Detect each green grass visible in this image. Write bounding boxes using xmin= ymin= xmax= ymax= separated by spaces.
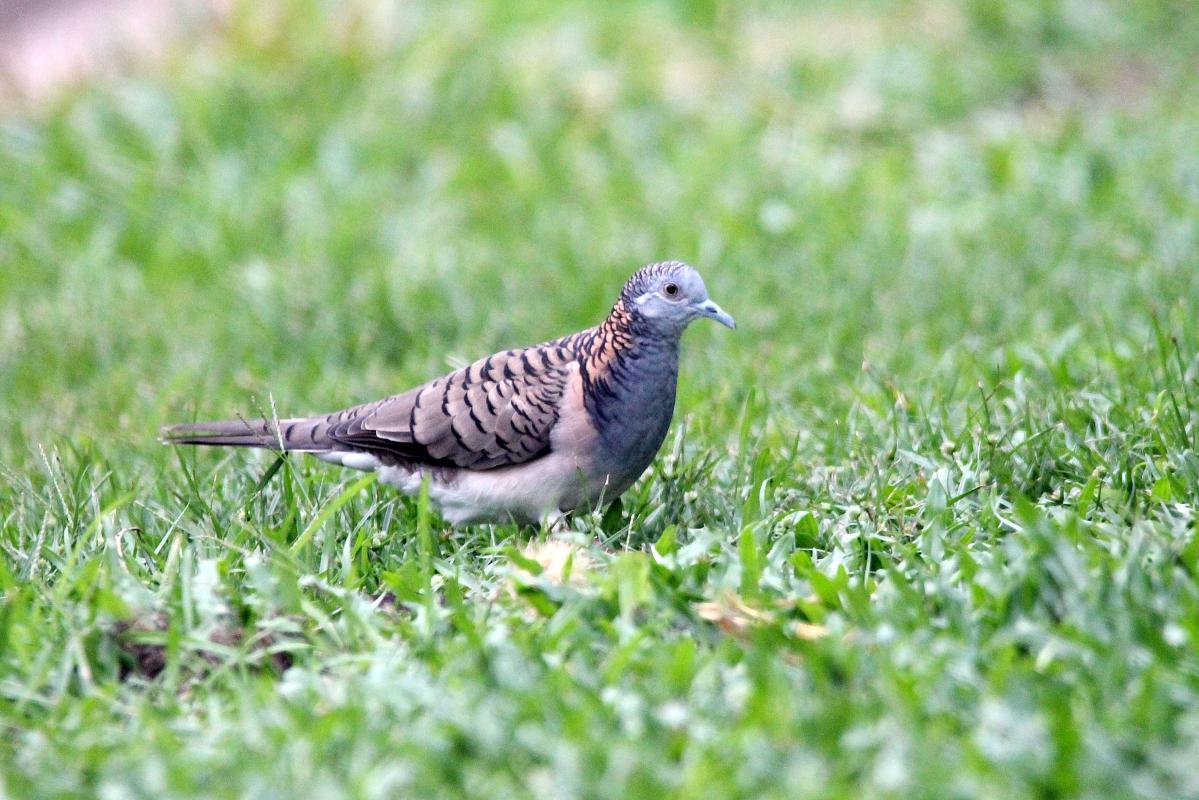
xmin=2 ymin=0 xmax=1198 ymax=796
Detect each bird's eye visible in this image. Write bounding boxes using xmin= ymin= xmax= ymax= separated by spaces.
xmin=662 ymin=282 xmax=680 ymax=299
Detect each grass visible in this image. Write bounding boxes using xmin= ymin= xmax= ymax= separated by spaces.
xmin=1 ymin=0 xmax=1198 ymax=796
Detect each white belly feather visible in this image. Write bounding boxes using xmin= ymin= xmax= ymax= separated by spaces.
xmin=315 ymin=449 xmax=607 ymax=525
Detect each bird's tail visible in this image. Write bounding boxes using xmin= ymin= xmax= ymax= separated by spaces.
xmin=159 ymin=417 xmax=327 ymax=451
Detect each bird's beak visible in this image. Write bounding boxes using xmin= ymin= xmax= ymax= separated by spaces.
xmin=695 ymin=299 xmax=736 ymax=329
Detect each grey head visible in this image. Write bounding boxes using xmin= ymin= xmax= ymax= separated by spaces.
xmin=617 ymin=260 xmax=736 ymax=337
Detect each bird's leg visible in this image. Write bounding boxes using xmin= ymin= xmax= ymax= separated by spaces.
xmin=538 ymin=509 xmax=570 ymax=534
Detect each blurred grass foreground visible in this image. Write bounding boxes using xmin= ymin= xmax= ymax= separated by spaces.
xmin=1 ymin=1 xmax=1199 ymax=798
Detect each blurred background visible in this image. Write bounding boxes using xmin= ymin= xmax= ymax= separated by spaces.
xmin=0 ymin=0 xmax=228 ymax=99
xmin=2 ymin=3 xmax=1199 ymax=796
xmin=1 ymin=0 xmax=1195 ymax=445
xmin=0 ymin=0 xmax=1194 ymax=434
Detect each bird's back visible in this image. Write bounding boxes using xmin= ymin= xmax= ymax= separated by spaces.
xmin=162 ymin=337 xmax=585 ymax=472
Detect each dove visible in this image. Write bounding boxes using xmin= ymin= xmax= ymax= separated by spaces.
xmin=161 ymin=261 xmax=735 ymax=525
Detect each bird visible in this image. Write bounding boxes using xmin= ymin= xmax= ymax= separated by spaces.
xmin=161 ymin=261 xmax=735 ymax=525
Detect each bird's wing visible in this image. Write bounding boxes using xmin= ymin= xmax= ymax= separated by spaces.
xmin=321 ymin=341 xmax=580 ymax=470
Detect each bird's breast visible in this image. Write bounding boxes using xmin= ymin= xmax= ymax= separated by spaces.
xmin=581 ymin=345 xmax=680 ymax=491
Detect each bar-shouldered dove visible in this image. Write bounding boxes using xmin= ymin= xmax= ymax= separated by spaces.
xmin=161 ymin=261 xmax=735 ymax=524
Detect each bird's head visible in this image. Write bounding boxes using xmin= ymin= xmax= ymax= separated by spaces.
xmin=618 ymin=261 xmax=735 ymax=337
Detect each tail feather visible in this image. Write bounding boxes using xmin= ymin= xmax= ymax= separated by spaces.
xmin=160 ymin=417 xmax=327 ymax=451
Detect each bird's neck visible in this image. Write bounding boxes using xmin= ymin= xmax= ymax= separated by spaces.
xmin=583 ymin=300 xmax=681 ymax=372
xmin=578 ymin=301 xmax=681 ymax=457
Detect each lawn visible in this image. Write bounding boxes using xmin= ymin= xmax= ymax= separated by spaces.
xmin=1 ymin=0 xmax=1198 ymax=797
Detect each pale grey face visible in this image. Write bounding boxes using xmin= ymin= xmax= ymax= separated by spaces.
xmin=627 ymin=261 xmax=736 ymax=334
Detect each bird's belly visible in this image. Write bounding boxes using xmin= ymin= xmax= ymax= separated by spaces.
xmin=373 ymin=454 xmax=600 ymax=525
xmin=585 ymin=437 xmax=664 ymax=503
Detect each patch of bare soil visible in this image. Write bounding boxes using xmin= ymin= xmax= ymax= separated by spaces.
xmin=113 ymin=612 xmax=295 ymax=682
xmin=0 ymin=0 xmax=227 ymax=102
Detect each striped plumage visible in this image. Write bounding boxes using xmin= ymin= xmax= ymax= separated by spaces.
xmin=162 ymin=261 xmax=735 ymax=524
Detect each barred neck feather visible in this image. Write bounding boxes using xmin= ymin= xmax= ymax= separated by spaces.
xmin=569 ymin=299 xmax=681 ymax=463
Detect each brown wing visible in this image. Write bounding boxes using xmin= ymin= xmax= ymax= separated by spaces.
xmin=321 ymin=342 xmax=579 ymax=470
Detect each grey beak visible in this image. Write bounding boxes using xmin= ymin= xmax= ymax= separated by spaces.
xmin=696 ymin=299 xmax=736 ymax=329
